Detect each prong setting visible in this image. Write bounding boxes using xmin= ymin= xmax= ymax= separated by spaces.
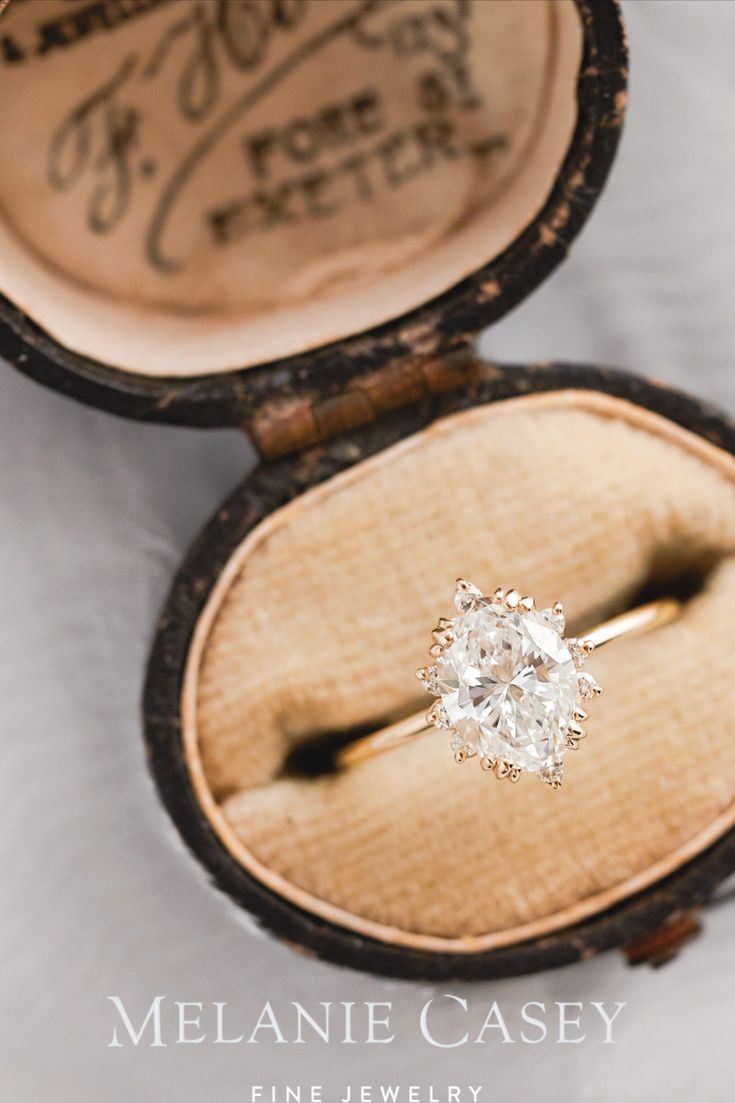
xmin=540 ymin=763 xmax=564 ymax=790
xmin=564 ymin=722 xmax=587 ymax=750
xmin=569 ymin=638 xmax=595 ymax=668
xmin=427 ymin=701 xmax=450 ymax=729
xmin=416 ymin=665 xmax=439 ymax=693
xmin=578 ymin=672 xmax=603 ymax=699
xmin=504 ymin=589 xmax=521 ymax=610
xmin=432 ymin=620 xmax=454 ymax=648
xmin=454 ymin=578 xmax=483 ymax=613
xmin=540 ymin=601 xmax=566 ymax=632
xmin=416 ymin=582 xmax=603 ymax=787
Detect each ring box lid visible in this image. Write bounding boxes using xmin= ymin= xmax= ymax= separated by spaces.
xmin=0 ymin=0 xmax=626 ymax=438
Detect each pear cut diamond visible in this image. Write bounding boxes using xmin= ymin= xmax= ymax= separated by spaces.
xmin=434 ymin=605 xmax=579 ymax=773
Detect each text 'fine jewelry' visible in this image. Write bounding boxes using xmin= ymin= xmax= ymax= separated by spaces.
xmin=337 ymin=581 xmax=681 ymax=790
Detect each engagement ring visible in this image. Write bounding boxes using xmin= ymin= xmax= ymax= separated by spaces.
xmin=338 ymin=582 xmax=680 ymax=789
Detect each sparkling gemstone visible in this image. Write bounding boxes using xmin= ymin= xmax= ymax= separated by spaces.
xmin=577 ymin=672 xmax=600 ymax=700
xmin=568 ymin=638 xmax=593 ymax=668
xmin=539 ymin=605 xmax=565 ymax=633
xmin=454 ymin=580 xmax=483 ymax=613
xmin=434 ymin=605 xmax=579 ymax=773
xmin=416 ymin=665 xmax=439 ymax=694
xmin=427 ymin=701 xmax=451 ymax=729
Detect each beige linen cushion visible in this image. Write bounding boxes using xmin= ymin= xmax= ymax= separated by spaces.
xmin=186 ymin=391 xmax=735 ymax=945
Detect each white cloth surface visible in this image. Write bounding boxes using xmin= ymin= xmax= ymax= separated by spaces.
xmin=2 ymin=2 xmax=735 ymax=1100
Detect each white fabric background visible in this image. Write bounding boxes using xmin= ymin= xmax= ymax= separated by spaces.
xmin=2 ymin=2 xmax=735 ymax=1099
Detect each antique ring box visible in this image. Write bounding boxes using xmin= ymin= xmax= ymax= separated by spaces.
xmin=4 ymin=1 xmax=735 ymax=981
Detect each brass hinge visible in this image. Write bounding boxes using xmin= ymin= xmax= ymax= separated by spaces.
xmin=242 ymin=344 xmax=482 ymax=461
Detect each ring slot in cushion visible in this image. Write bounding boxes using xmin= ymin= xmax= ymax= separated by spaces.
xmin=193 ymin=394 xmax=735 ymax=939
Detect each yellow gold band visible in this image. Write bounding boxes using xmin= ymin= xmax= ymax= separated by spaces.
xmin=337 ymin=597 xmax=681 ymax=770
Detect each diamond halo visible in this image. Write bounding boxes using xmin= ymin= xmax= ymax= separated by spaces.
xmin=416 ymin=581 xmax=603 ymax=790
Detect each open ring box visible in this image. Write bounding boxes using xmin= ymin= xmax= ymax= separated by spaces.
xmin=4 ymin=0 xmax=735 ymax=981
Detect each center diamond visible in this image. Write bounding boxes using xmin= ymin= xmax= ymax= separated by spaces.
xmin=435 ymin=604 xmax=579 ymax=773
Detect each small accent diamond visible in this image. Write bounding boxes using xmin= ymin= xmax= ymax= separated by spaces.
xmin=539 ymin=762 xmax=564 ymax=789
xmin=540 ymin=606 xmax=565 ymax=633
xmin=416 ymin=665 xmax=439 ymax=693
xmin=427 ymin=701 xmax=451 ymax=729
xmin=578 ymin=671 xmax=602 ymax=699
xmin=454 ymin=578 xmax=483 ymax=613
xmin=568 ymin=638 xmax=594 ymax=668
